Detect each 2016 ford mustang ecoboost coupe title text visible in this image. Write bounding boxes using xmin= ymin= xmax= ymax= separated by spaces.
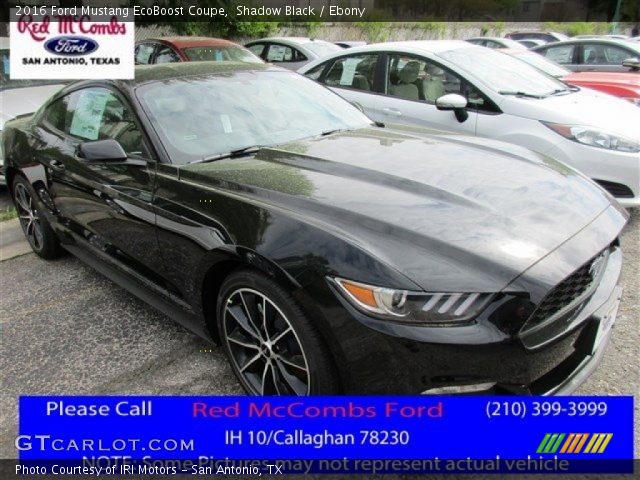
xmin=2 ymin=62 xmax=627 ymax=395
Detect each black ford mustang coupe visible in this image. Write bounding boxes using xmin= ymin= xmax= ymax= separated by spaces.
xmin=2 ymin=62 xmax=628 ymax=395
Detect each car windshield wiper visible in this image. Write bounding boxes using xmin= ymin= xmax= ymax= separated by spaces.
xmin=189 ymin=146 xmax=263 ymax=165
xmin=320 ymin=128 xmax=348 ymax=136
xmin=547 ymin=85 xmax=579 ymax=96
xmin=498 ymin=90 xmax=545 ymax=99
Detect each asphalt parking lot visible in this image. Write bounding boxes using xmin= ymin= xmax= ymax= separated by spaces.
xmin=0 ymin=186 xmax=638 ymax=459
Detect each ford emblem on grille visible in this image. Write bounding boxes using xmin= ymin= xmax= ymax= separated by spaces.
xmin=44 ymin=36 xmax=99 ymax=56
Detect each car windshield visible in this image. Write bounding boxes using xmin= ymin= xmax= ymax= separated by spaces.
xmin=0 ymin=49 xmax=63 ymax=90
xmin=137 ymin=70 xmax=371 ymax=164
xmin=183 ymin=46 xmax=263 ymax=64
xmin=439 ymin=47 xmax=571 ymax=97
xmin=303 ymin=41 xmax=341 ymax=58
xmin=508 ymin=51 xmax=570 ymax=78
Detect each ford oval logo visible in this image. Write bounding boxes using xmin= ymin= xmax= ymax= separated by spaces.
xmin=44 ymin=36 xmax=99 ymax=56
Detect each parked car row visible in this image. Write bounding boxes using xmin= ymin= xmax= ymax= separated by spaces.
xmin=531 ymin=38 xmax=640 ymax=73
xmin=500 ymin=48 xmax=640 ymax=105
xmin=298 ymin=41 xmax=640 ymax=207
xmin=1 ymin=31 xmax=637 ymax=397
xmin=1 ymin=60 xmax=629 ymax=396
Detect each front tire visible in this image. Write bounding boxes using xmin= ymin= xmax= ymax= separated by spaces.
xmin=12 ymin=175 xmax=62 ymax=259
xmin=217 ymin=269 xmax=339 ymax=395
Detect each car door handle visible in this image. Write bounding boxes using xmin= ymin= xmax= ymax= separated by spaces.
xmin=382 ymin=108 xmax=403 ymax=117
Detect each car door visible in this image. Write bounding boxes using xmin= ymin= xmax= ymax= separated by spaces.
xmin=577 ymin=43 xmax=634 ymax=72
xmin=316 ymin=53 xmax=381 ymax=119
xmin=264 ymin=43 xmax=308 ymax=70
xmin=372 ymin=53 xmax=478 ymax=134
xmin=36 ymin=86 xmax=166 ymax=287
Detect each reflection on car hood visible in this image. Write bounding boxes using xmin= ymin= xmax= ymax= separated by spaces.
xmin=0 ymin=84 xmax=64 ymax=130
xmin=501 ymin=88 xmax=640 ymax=138
xmin=181 ymin=127 xmax=617 ymax=292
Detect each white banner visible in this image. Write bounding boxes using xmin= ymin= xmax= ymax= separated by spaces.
xmin=9 ymin=11 xmax=134 ymax=80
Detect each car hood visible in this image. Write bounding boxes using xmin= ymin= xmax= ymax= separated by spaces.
xmin=500 ymin=88 xmax=640 ymax=138
xmin=180 ymin=127 xmax=617 ymax=292
xmin=0 ymin=84 xmax=64 ymax=130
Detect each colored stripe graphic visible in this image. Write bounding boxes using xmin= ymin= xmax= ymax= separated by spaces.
xmin=537 ymin=433 xmax=551 ymax=453
xmin=544 ymin=434 xmax=559 ymax=453
xmin=584 ymin=434 xmax=599 ymax=453
xmin=574 ymin=434 xmax=589 ymax=453
xmin=546 ymin=433 xmax=614 ymax=454
xmin=560 ymin=434 xmax=575 ymax=453
xmin=597 ymin=434 xmax=613 ymax=453
xmin=550 ymin=434 xmax=565 ymax=453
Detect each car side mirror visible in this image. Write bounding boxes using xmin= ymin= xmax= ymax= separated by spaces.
xmin=622 ymin=58 xmax=640 ymax=71
xmin=77 ymin=139 xmax=127 ymax=162
xmin=436 ymin=94 xmax=469 ymax=123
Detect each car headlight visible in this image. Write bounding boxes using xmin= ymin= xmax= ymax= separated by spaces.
xmin=331 ymin=277 xmax=494 ymax=325
xmin=542 ymin=122 xmax=640 ymax=153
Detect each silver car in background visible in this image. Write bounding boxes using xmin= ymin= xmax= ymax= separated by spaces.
xmin=0 ymin=38 xmax=66 ymax=186
xmin=245 ymin=37 xmax=342 ymax=70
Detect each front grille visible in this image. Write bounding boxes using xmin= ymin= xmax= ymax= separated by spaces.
xmin=595 ymin=180 xmax=634 ymax=199
xmin=522 ymin=250 xmax=607 ymax=333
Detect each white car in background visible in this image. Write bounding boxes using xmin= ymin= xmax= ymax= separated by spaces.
xmin=465 ymin=37 xmax=526 ymax=50
xmin=299 ymin=41 xmax=640 ymax=207
xmin=245 ymin=37 xmax=342 ymax=70
xmin=0 ymin=38 xmax=66 ymax=186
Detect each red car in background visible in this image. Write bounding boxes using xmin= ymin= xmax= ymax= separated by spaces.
xmin=134 ymin=37 xmax=264 ymax=65
xmin=502 ymin=48 xmax=640 ymax=106
xmin=564 ymin=71 xmax=640 ymax=105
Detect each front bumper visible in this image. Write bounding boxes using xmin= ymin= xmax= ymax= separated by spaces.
xmin=303 ymin=207 xmax=625 ymax=395
xmin=544 ymin=287 xmax=620 ymax=395
xmin=545 ymin=142 xmax=640 ymax=209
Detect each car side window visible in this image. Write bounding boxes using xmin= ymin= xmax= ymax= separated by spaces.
xmin=60 ymin=88 xmax=147 ymax=156
xmin=582 ymin=44 xmax=631 ymax=65
xmin=247 ymin=43 xmax=266 ymax=58
xmin=42 ymin=95 xmax=74 ymax=132
xmin=266 ymin=44 xmax=307 ymax=63
xmin=134 ymin=43 xmax=156 ymax=65
xmin=385 ymin=54 xmax=490 ymax=110
xmin=154 ymin=45 xmax=180 ymax=64
xmin=323 ymin=54 xmax=378 ymax=92
xmin=303 ymin=62 xmax=327 ymax=80
xmin=540 ymin=45 xmax=574 ymax=64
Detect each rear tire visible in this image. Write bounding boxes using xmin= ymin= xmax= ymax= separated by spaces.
xmin=217 ymin=269 xmax=340 ymax=395
xmin=12 ymin=175 xmax=63 ymax=259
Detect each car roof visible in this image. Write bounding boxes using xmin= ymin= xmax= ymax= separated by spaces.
xmin=132 ymin=60 xmax=274 ymax=85
xmin=247 ymin=37 xmax=330 ymax=45
xmin=467 ymin=37 xmax=508 ymax=42
xmin=331 ymin=40 xmax=474 ymax=55
xmin=138 ymin=37 xmax=239 ymax=49
xmin=536 ymin=38 xmax=639 ymax=48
